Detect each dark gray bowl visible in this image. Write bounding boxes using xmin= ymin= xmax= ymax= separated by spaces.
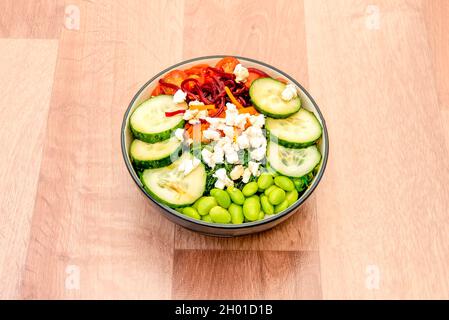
xmin=121 ymin=55 xmax=329 ymax=237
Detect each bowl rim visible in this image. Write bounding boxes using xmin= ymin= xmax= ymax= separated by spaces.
xmin=121 ymin=55 xmax=329 ymax=230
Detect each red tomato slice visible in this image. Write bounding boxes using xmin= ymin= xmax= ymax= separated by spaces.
xmin=151 ymin=84 xmax=163 ymax=96
xmin=215 ymin=57 xmax=240 ymax=74
xmin=162 ymin=70 xmax=187 ymax=94
xmin=245 ymin=72 xmax=262 ymax=88
xmin=184 ymin=64 xmax=209 ymax=76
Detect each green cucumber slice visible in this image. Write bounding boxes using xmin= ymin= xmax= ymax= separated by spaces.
xmin=141 ymin=153 xmax=206 ymax=207
xmin=266 ymin=108 xmax=322 ymax=148
xmin=130 ymin=95 xmax=187 ymax=143
xmin=267 ymin=141 xmax=321 ymax=178
xmin=249 ymin=78 xmax=301 ymax=118
xmin=130 ymin=137 xmax=182 ymax=169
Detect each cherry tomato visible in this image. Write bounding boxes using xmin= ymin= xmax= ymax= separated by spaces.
xmin=184 ymin=64 xmax=209 ymax=76
xmin=215 ymin=57 xmax=240 ymax=74
xmin=162 ymin=70 xmax=187 ymax=94
xmin=245 ymin=72 xmax=262 ymax=88
xmin=151 ymin=84 xmax=163 ymax=96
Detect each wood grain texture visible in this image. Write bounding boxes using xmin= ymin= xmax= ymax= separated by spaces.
xmin=176 ymin=0 xmax=318 ymax=253
xmin=19 ymin=0 xmax=184 ymax=299
xmin=0 ymin=0 xmax=448 ymax=300
xmin=0 ymin=0 xmax=63 ymax=38
xmin=0 ymin=39 xmax=58 ymax=299
xmin=172 ymin=250 xmax=321 ymax=299
xmin=304 ymin=0 xmax=449 ymax=299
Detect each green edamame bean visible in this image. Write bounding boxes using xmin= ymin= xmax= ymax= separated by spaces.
xmin=243 ymin=197 xmax=260 ymax=221
xmin=257 ymin=173 xmax=274 ymax=190
xmin=264 ymin=185 xmax=277 ymax=196
xmin=228 ymin=203 xmax=244 ymax=224
xmin=285 ymin=189 xmax=299 ymax=206
xmin=210 ymin=188 xmax=220 ymax=196
xmin=268 ymin=187 xmax=286 ymax=205
xmin=212 ymin=189 xmax=231 ymax=208
xmin=209 ymin=206 xmax=231 ymax=223
xmin=260 ymin=195 xmax=274 ymax=215
xmin=258 ymin=211 xmax=265 ymax=220
xmin=192 ymin=199 xmax=200 ymax=210
xmin=196 ymin=196 xmax=217 ymax=215
xmin=242 ymin=182 xmax=258 ymax=197
xmin=202 ymin=214 xmax=213 ymax=223
xmin=274 ymin=199 xmax=289 ymax=213
xmin=183 ymin=207 xmax=201 ymax=220
xmin=226 ymin=186 xmax=245 ymax=205
xmin=274 ymin=176 xmax=295 ymax=191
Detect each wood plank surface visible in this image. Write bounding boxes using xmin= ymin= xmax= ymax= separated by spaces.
xmin=0 ymin=0 xmax=447 ymax=300
xmin=0 ymin=39 xmax=58 ymax=299
xmin=304 ymin=0 xmax=449 ymax=299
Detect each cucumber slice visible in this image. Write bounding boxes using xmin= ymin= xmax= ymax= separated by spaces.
xmin=130 ymin=95 xmax=187 ymax=143
xmin=249 ymin=78 xmax=301 ymax=118
xmin=130 ymin=137 xmax=182 ymax=169
xmin=267 ymin=141 xmax=321 ymax=178
xmin=141 ymin=153 xmax=206 ymax=207
xmin=266 ymin=109 xmax=322 ymax=148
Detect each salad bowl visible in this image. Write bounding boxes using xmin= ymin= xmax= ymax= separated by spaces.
xmin=121 ymin=55 xmax=328 ymax=237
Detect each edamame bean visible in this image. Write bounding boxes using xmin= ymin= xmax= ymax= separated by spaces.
xmin=260 ymin=195 xmax=274 ymax=215
xmin=228 ymin=203 xmax=244 ymax=224
xmin=285 ymin=189 xmax=299 ymax=206
xmin=264 ymin=185 xmax=277 ymax=196
xmin=258 ymin=211 xmax=265 ymax=220
xmin=268 ymin=187 xmax=286 ymax=205
xmin=202 ymin=214 xmax=213 ymax=223
xmin=212 ymin=189 xmax=231 ymax=208
xmin=257 ymin=173 xmax=274 ymax=190
xmin=274 ymin=176 xmax=295 ymax=191
xmin=183 ymin=207 xmax=201 ymax=220
xmin=243 ymin=197 xmax=260 ymax=221
xmin=192 ymin=199 xmax=200 ymax=210
xmin=226 ymin=186 xmax=245 ymax=205
xmin=197 ymin=196 xmax=217 ymax=215
xmin=209 ymin=206 xmax=231 ymax=223
xmin=274 ymin=199 xmax=289 ymax=213
xmin=242 ymin=182 xmax=258 ymax=197
xmin=210 ymin=188 xmax=220 ymax=196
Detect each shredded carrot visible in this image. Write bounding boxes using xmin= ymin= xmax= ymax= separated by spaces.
xmin=189 ymin=104 xmax=215 ymax=111
xmin=224 ymin=86 xmax=244 ymax=109
xmin=238 ymin=106 xmax=259 ymax=115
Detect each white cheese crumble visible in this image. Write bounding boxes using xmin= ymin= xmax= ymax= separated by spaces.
xmin=202 ymin=128 xmax=221 ymax=141
xmin=184 ymin=109 xmax=208 ymax=124
xmin=174 ymin=128 xmax=185 ymax=141
xmin=213 ymin=168 xmax=234 ymax=189
xmin=189 ymin=100 xmax=204 ymax=106
xmin=230 ymin=165 xmax=245 ymax=180
xmin=281 ymin=84 xmax=298 ymax=101
xmin=173 ymin=89 xmax=187 ymax=103
xmin=242 ymin=168 xmax=252 ymax=183
xmin=233 ymin=64 xmax=249 ymax=83
xmin=178 ymin=157 xmax=200 ymax=176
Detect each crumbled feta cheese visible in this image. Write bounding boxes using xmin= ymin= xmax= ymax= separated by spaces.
xmin=189 ymin=100 xmax=204 ymax=106
xmin=250 ymin=147 xmax=266 ymax=161
xmin=173 ymin=89 xmax=187 ymax=103
xmin=202 ymin=128 xmax=221 ymax=141
xmin=226 ymin=102 xmax=238 ymax=112
xmin=205 ymin=117 xmax=225 ymax=128
xmin=233 ymin=64 xmax=249 ymax=83
xmin=249 ymin=114 xmax=265 ymax=128
xmin=281 ymin=84 xmax=298 ymax=101
xmin=184 ymin=109 xmax=207 ymax=124
xmin=201 ymin=148 xmax=215 ymax=168
xmin=213 ymin=168 xmax=234 ymax=189
xmin=242 ymin=168 xmax=252 ymax=183
xmin=230 ymin=165 xmax=245 ymax=180
xmin=222 ymin=125 xmax=235 ymax=139
xmin=248 ymin=161 xmax=260 ymax=176
xmin=236 ymin=134 xmax=250 ymax=149
xmin=183 ymin=109 xmax=198 ymax=121
xmin=212 ymin=146 xmax=224 ymax=164
xmin=226 ymin=150 xmax=239 ymax=164
xmin=174 ymin=128 xmax=184 ymax=141
xmin=235 ymin=113 xmax=250 ymax=129
xmin=178 ymin=157 xmax=200 ymax=176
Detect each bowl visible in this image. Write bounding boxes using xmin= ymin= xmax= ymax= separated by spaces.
xmin=121 ymin=55 xmax=328 ymax=237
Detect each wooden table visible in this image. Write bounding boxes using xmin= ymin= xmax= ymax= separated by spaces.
xmin=0 ymin=0 xmax=448 ymax=299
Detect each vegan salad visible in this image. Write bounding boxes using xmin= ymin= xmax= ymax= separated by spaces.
xmin=129 ymin=57 xmax=322 ymax=224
